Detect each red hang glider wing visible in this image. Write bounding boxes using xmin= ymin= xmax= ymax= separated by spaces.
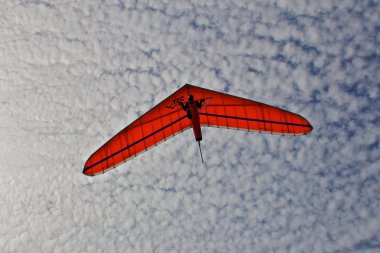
xmin=83 ymin=86 xmax=192 ymax=176
xmin=84 ymin=84 xmax=313 ymax=176
xmin=185 ymin=84 xmax=313 ymax=135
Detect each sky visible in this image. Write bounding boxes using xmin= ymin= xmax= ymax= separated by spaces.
xmin=0 ymin=0 xmax=379 ymax=252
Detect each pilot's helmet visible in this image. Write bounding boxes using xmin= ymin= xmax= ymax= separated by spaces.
xmin=188 ymin=95 xmax=194 ymax=102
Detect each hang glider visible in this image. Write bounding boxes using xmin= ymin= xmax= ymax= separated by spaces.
xmin=83 ymin=83 xmax=313 ymax=176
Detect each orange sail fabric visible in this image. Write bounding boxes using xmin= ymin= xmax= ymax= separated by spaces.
xmin=193 ymin=86 xmax=313 ymax=135
xmin=83 ymin=86 xmax=192 ymax=176
xmin=83 ymin=84 xmax=312 ymax=176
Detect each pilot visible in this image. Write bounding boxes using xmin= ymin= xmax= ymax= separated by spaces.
xmin=180 ymin=95 xmax=205 ymax=119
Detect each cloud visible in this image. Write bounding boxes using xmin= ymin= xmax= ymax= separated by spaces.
xmin=0 ymin=0 xmax=379 ymax=252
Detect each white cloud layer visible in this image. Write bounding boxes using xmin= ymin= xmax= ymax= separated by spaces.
xmin=0 ymin=0 xmax=379 ymax=252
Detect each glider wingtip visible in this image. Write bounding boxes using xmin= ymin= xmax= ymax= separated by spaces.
xmin=82 ymin=166 xmax=94 ymax=177
xmin=305 ymin=123 xmax=313 ymax=134
xmin=302 ymin=116 xmax=313 ymax=134
xmin=82 ymin=170 xmax=90 ymax=176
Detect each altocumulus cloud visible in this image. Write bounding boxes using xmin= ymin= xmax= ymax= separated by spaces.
xmin=0 ymin=0 xmax=379 ymax=252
